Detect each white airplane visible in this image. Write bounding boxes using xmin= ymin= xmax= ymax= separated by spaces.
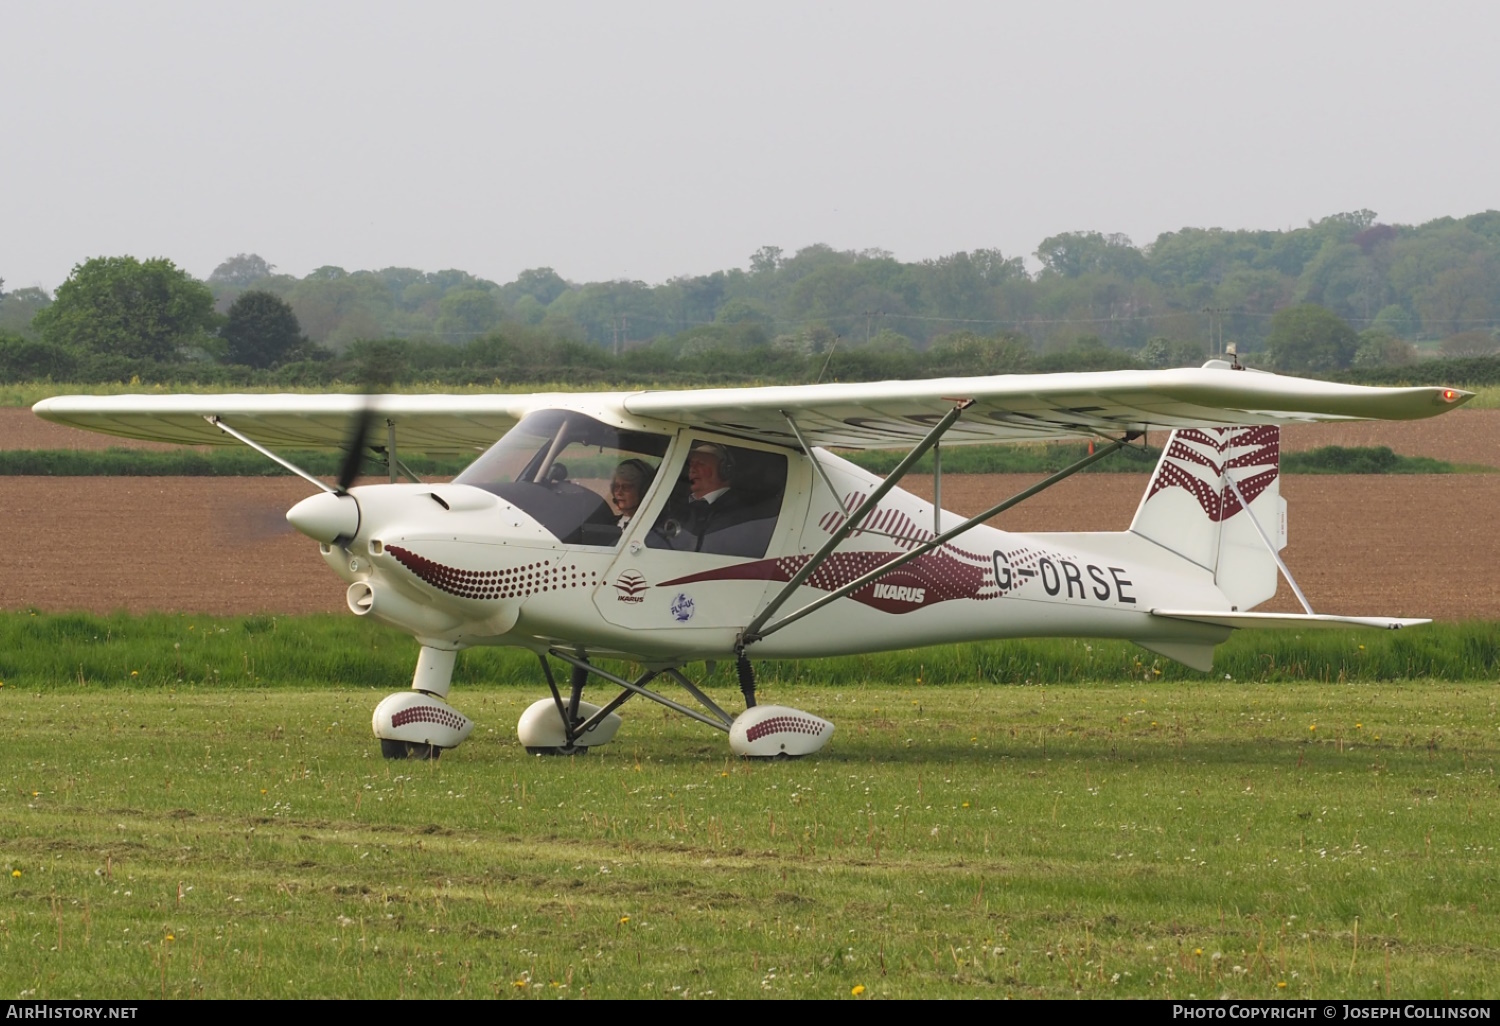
xmin=34 ymin=362 xmax=1470 ymax=760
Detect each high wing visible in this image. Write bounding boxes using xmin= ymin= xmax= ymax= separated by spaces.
xmin=30 ymin=392 xmax=576 ymax=454
xmin=623 ymin=365 xmax=1471 ymax=448
xmin=33 ymin=365 xmax=1469 ymax=454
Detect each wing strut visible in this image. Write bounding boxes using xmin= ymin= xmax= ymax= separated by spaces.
xmin=205 ymin=416 xmax=335 ymax=494
xmin=375 ymin=419 xmax=424 ymax=485
xmin=742 ymin=430 xmax=1142 ymax=645
xmin=742 ymin=399 xmax=975 ymax=642
xmin=782 ymin=412 xmax=850 ymax=515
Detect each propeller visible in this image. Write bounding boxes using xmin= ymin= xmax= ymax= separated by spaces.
xmin=283 ymin=395 xmax=381 ymax=545
xmin=335 ymin=402 xmax=379 ymax=494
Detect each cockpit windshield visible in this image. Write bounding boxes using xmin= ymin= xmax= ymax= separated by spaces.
xmin=454 ymin=410 xmax=670 ymax=546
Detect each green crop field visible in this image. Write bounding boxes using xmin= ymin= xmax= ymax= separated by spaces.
xmin=1 ymin=615 xmax=1497 ymax=999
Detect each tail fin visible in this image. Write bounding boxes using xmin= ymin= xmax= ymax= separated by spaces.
xmin=1129 ymin=425 xmax=1286 ymax=611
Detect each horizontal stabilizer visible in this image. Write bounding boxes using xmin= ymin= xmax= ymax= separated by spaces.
xmin=1136 ymin=640 xmax=1218 ymax=672
xmin=1151 ymin=610 xmax=1429 ymax=631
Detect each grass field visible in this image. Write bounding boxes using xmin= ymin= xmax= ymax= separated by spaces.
xmin=5 ymin=613 xmax=1500 ymax=688
xmin=2 ymin=625 xmax=1498 ymax=998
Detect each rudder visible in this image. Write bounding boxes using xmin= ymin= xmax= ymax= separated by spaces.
xmin=1129 ymin=425 xmax=1286 ymax=611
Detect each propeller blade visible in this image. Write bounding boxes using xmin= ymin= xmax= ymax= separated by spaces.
xmin=336 ymin=404 xmax=377 ymax=494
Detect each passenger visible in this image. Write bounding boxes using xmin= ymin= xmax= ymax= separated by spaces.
xmin=610 ymin=458 xmax=655 ymax=528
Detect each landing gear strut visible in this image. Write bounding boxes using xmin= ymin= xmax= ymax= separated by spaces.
xmin=518 ymin=649 xmax=833 ymax=759
xmin=373 ymin=646 xmax=474 ymax=759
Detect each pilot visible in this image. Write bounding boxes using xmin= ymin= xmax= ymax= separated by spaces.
xmin=610 ymin=458 xmax=655 ymax=528
xmin=647 ymin=441 xmax=774 ymax=556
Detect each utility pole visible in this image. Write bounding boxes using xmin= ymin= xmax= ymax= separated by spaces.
xmin=1202 ymin=306 xmax=1228 ymax=358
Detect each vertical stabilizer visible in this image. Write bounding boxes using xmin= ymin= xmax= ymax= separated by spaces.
xmin=1129 ymin=425 xmax=1286 ymax=610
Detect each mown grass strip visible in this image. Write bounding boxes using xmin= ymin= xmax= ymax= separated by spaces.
xmin=0 ymin=679 xmax=1494 ymax=998
xmin=1 ymin=611 xmax=1496 ymax=690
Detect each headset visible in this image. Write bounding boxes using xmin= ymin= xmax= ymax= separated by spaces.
xmin=688 ymin=441 xmax=736 ymax=484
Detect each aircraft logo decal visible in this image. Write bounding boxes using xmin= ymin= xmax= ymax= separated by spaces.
xmin=670 ymin=592 xmax=696 ymax=622
xmin=1145 ymin=426 xmax=1279 ymax=522
xmin=613 ymin=570 xmax=649 ymax=603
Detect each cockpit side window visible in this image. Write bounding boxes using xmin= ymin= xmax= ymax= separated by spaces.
xmin=645 ymin=440 xmax=787 ymax=558
xmin=454 ymin=411 xmax=669 ymax=546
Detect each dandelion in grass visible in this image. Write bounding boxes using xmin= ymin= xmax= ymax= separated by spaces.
xmin=1309 ymin=724 xmax=1317 ymax=732
xmin=10 ymin=870 xmax=19 ymax=878
xmin=130 ymin=671 xmax=138 ymax=677
xmin=851 ymin=985 xmax=866 ymax=996
xmin=1278 ymin=981 xmax=1287 ymax=989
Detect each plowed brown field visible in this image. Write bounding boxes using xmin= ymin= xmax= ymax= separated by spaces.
xmin=5 ymin=403 xmax=1498 ymax=619
xmin=2 ymin=472 xmax=1496 ymax=620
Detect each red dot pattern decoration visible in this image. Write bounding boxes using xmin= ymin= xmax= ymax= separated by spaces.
xmin=661 ymin=544 xmax=997 ymax=614
xmin=817 ymin=491 xmax=933 ymax=551
xmin=386 ymin=546 xmax=597 ymax=601
xmin=391 ymin=704 xmax=470 ymax=732
xmin=1145 ymin=426 xmax=1279 ymax=522
xmin=745 ymin=714 xmax=828 ymax=742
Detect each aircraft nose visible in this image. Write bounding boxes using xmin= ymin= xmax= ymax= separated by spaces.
xmin=286 ymin=491 xmax=361 ymax=544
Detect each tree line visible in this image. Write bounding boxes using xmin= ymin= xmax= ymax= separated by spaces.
xmin=4 ymin=208 xmax=1500 ymax=387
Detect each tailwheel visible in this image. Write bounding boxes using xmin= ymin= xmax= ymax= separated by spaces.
xmin=381 ymin=739 xmax=441 ymax=761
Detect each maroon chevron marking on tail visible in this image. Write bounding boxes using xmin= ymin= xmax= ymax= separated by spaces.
xmin=1145 ymin=426 xmax=1279 ymax=522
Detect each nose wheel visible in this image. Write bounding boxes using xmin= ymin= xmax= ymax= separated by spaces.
xmin=373 ymin=647 xmax=472 ymax=759
xmin=380 ymin=739 xmax=441 ymax=761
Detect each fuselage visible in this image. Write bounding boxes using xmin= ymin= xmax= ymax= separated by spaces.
xmin=298 ymin=407 xmax=1233 ymax=662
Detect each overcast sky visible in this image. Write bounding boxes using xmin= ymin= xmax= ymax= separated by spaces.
xmin=4 ymin=1 xmax=1497 ymax=292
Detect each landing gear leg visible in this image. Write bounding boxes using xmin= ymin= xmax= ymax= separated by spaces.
xmin=727 ymin=647 xmax=834 ymax=758
xmin=736 ymin=648 xmax=758 ymax=709
xmin=373 ymin=645 xmax=473 ymax=760
xmin=520 ymin=652 xmax=626 ymax=755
